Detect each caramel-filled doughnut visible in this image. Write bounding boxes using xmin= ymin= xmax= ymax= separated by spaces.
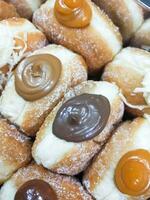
xmin=131 ymin=18 xmax=150 ymax=51
xmin=5 ymin=0 xmax=46 ymax=19
xmin=83 ymin=117 xmax=150 ymax=200
xmin=0 ymin=17 xmax=47 ymax=92
xmin=32 ymin=80 xmax=124 ymax=175
xmin=92 ymin=0 xmax=144 ymax=42
xmin=0 ymin=118 xmax=31 ymax=184
xmin=0 ymin=0 xmax=19 ymax=20
xmin=33 ymin=0 xmax=122 ymax=75
xmin=0 ymin=164 xmax=93 ymax=200
xmin=0 ymin=44 xmax=87 ymax=136
xmin=102 ymin=47 xmax=150 ymax=116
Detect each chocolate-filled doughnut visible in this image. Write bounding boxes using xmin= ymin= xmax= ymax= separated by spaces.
xmin=33 ymin=0 xmax=122 ymax=74
xmin=92 ymin=0 xmax=144 ymax=42
xmin=0 ymin=164 xmax=93 ymax=200
xmin=0 ymin=118 xmax=31 ymax=184
xmin=32 ymin=80 xmax=124 ymax=175
xmin=83 ymin=117 xmax=150 ymax=199
xmin=103 ymin=47 xmax=150 ymax=116
xmin=0 ymin=44 xmax=87 ymax=136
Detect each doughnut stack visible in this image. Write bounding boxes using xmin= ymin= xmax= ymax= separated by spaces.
xmin=0 ymin=0 xmax=149 ymax=199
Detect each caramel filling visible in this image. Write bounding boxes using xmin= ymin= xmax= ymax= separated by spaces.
xmin=115 ymin=149 xmax=150 ymax=196
xmin=15 ymin=54 xmax=62 ymax=101
xmin=54 ymin=0 xmax=92 ymax=28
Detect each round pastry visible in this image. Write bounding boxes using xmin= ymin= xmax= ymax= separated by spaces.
xmin=131 ymin=18 xmax=150 ymax=51
xmin=32 ymin=80 xmax=124 ymax=175
xmin=92 ymin=0 xmax=144 ymax=42
xmin=5 ymin=0 xmax=46 ymax=19
xmin=102 ymin=47 xmax=150 ymax=116
xmin=83 ymin=117 xmax=150 ymax=200
xmin=0 ymin=0 xmax=19 ymax=20
xmin=0 ymin=17 xmax=47 ymax=92
xmin=0 ymin=163 xmax=93 ymax=200
xmin=33 ymin=0 xmax=122 ymax=75
xmin=0 ymin=44 xmax=87 ymax=136
xmin=0 ymin=118 xmax=31 ymax=184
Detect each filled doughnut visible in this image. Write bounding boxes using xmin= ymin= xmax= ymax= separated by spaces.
xmin=131 ymin=18 xmax=150 ymax=51
xmin=5 ymin=0 xmax=46 ymax=19
xmin=0 ymin=118 xmax=31 ymax=184
xmin=32 ymin=80 xmax=124 ymax=175
xmin=0 ymin=0 xmax=19 ymax=20
xmin=0 ymin=44 xmax=87 ymax=136
xmin=83 ymin=117 xmax=150 ymax=200
xmin=92 ymin=0 xmax=144 ymax=42
xmin=0 ymin=17 xmax=47 ymax=92
xmin=0 ymin=163 xmax=93 ymax=200
xmin=102 ymin=47 xmax=150 ymax=116
xmin=33 ymin=0 xmax=122 ymax=75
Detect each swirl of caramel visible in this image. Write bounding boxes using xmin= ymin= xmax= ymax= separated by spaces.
xmin=15 ymin=54 xmax=62 ymax=101
xmin=15 ymin=179 xmax=57 ymax=200
xmin=54 ymin=0 xmax=92 ymax=28
xmin=53 ymin=94 xmax=110 ymax=142
xmin=115 ymin=149 xmax=150 ymax=196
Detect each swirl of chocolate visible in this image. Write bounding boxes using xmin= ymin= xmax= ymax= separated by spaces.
xmin=15 ymin=54 xmax=62 ymax=101
xmin=15 ymin=179 xmax=57 ymax=200
xmin=54 ymin=0 xmax=92 ymax=28
xmin=53 ymin=94 xmax=110 ymax=142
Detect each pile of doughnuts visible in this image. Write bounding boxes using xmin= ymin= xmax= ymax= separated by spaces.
xmin=0 ymin=0 xmax=149 ymax=199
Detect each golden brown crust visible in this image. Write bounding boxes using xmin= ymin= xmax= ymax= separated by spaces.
xmin=33 ymin=0 xmax=122 ymax=74
xmin=0 ymin=118 xmax=32 ymax=184
xmin=9 ymin=164 xmax=93 ymax=200
xmin=92 ymin=0 xmax=144 ymax=42
xmin=0 ymin=0 xmax=19 ymax=20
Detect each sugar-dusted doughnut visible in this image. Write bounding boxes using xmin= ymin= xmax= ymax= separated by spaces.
xmin=0 ymin=163 xmax=93 ymax=200
xmin=83 ymin=117 xmax=150 ymax=199
xmin=103 ymin=47 xmax=150 ymax=116
xmin=33 ymin=0 xmax=122 ymax=74
xmin=32 ymin=80 xmax=124 ymax=175
xmin=92 ymin=0 xmax=144 ymax=42
xmin=0 ymin=44 xmax=87 ymax=136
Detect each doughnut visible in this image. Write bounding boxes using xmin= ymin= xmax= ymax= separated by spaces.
xmin=33 ymin=0 xmax=122 ymax=75
xmin=0 ymin=44 xmax=87 ymax=136
xmin=83 ymin=117 xmax=150 ymax=200
xmin=5 ymin=0 xmax=46 ymax=19
xmin=102 ymin=47 xmax=150 ymax=116
xmin=131 ymin=18 xmax=150 ymax=51
xmin=92 ymin=0 xmax=144 ymax=42
xmin=0 ymin=118 xmax=31 ymax=184
xmin=32 ymin=80 xmax=124 ymax=175
xmin=0 ymin=0 xmax=19 ymax=20
xmin=0 ymin=17 xmax=47 ymax=92
xmin=0 ymin=163 xmax=93 ymax=200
